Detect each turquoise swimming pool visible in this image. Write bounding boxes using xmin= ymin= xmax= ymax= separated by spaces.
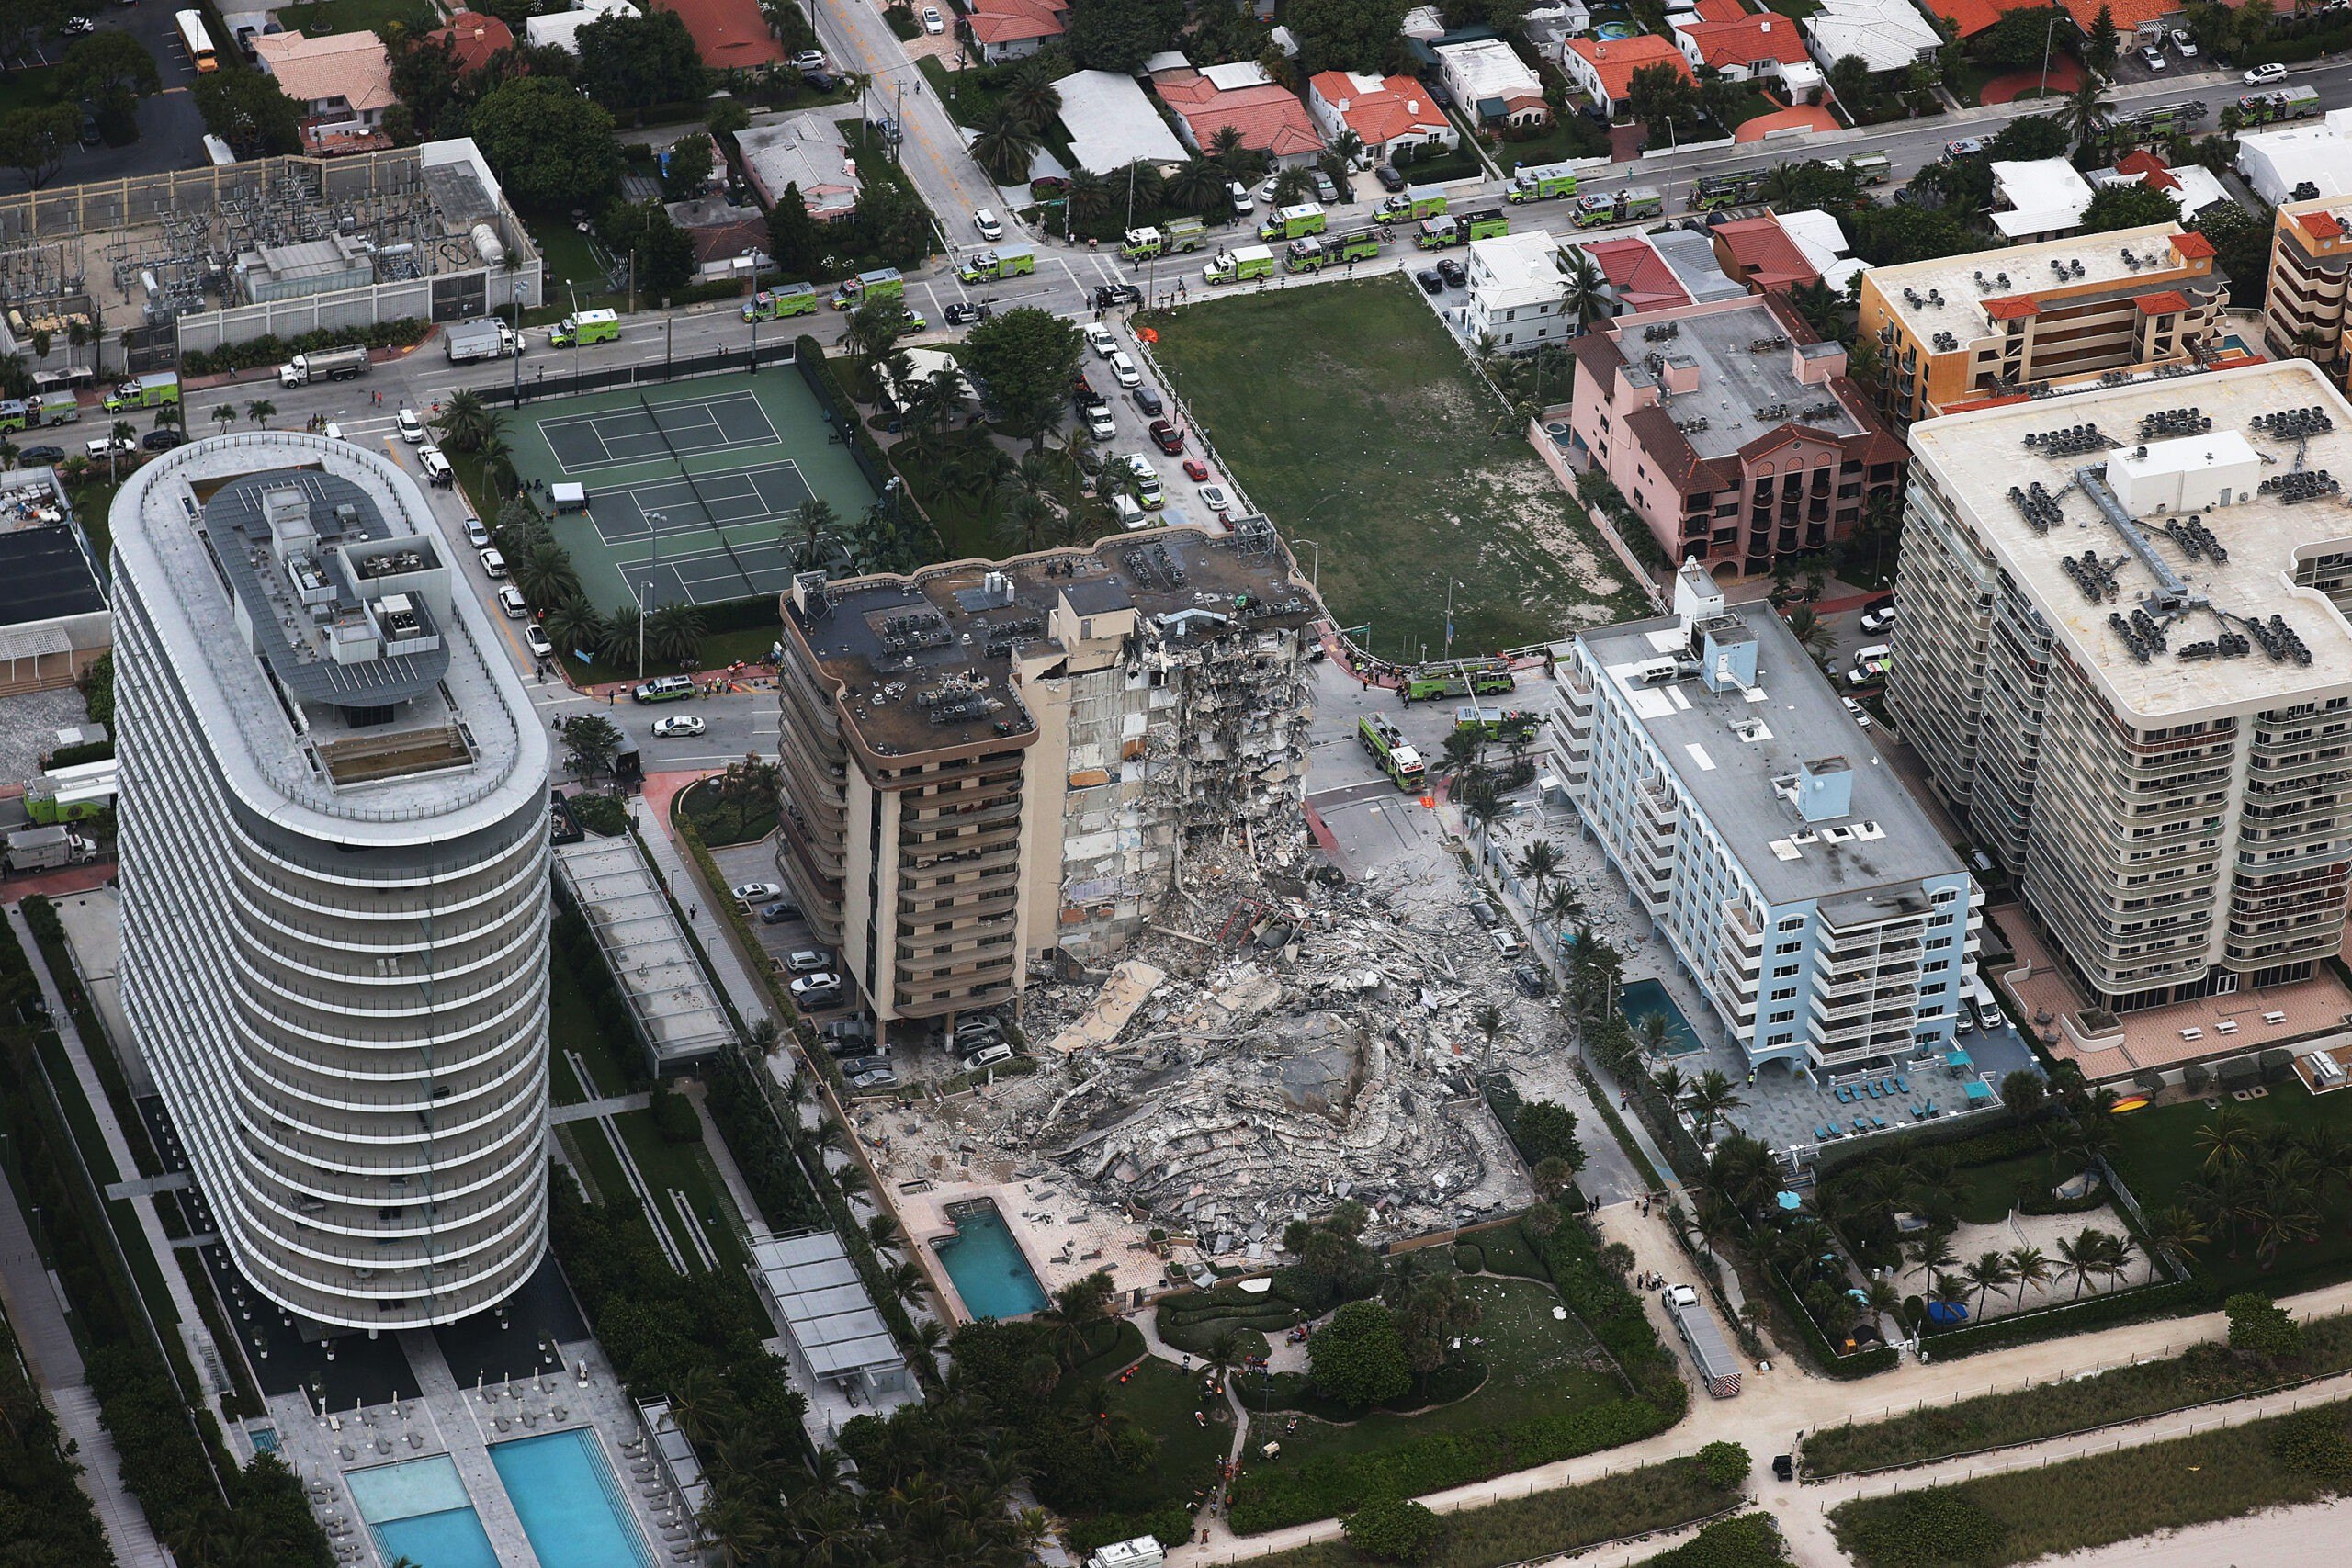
xmin=1595 ymin=21 xmax=1638 ymax=37
xmin=1623 ymin=978 xmax=1705 ymax=1056
xmin=934 ymin=1199 xmax=1049 ymax=1319
xmin=491 ymin=1428 xmax=656 ymax=1568
xmin=346 ymin=1454 xmax=500 ymax=1568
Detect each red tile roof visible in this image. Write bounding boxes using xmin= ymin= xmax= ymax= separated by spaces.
xmin=2133 ymin=289 xmax=2190 ymax=315
xmin=428 ymin=10 xmax=513 ymax=73
xmin=1694 ymin=0 xmax=1747 ymax=20
xmin=1676 ymin=14 xmax=1813 ymax=70
xmin=1584 ymin=236 xmax=1691 ymax=313
xmin=2172 ymin=231 xmax=2216 ymax=260
xmin=687 ymin=217 xmax=770 ymax=267
xmin=1984 ymin=296 xmax=2041 ymax=320
xmin=2304 ymin=211 xmax=2347 ymax=241
xmin=1306 ymin=71 xmax=1448 ymax=146
xmin=1566 ymin=35 xmax=1695 ymax=102
xmin=2060 ymin=0 xmax=2173 ymax=27
xmin=2110 ymin=149 xmax=2180 ymax=191
xmin=1155 ymin=70 xmax=1323 ymax=159
xmin=652 ymin=0 xmax=783 ymax=71
xmin=1713 ymin=214 xmax=1818 ymax=291
xmin=1917 ymin=0 xmax=2052 ymax=37
xmin=966 ymin=0 xmax=1066 ymax=46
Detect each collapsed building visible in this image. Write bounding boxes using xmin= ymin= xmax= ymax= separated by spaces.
xmin=771 ymin=521 xmax=1319 ymax=1032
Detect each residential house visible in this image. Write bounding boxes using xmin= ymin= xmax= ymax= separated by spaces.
xmin=1520 ymin=0 xmax=1594 ymax=60
xmin=736 ymin=113 xmax=860 ymax=220
xmin=1804 ymin=0 xmax=1941 ymax=76
xmin=1431 ymin=38 xmax=1552 ymax=127
xmin=1581 ymin=234 xmax=1695 ymax=316
xmin=1053 ymin=70 xmax=1188 ymax=173
xmin=250 ymin=30 xmax=397 ymax=152
xmin=525 ymin=0 xmax=639 ymax=54
xmin=1152 ymin=62 xmax=1324 ymax=166
xmin=960 ymin=0 xmax=1069 ymax=64
xmin=1562 ymin=35 xmax=1693 ymax=120
xmin=1305 ymin=70 xmax=1457 ymax=164
xmin=1566 ymin=290 xmax=1905 ymax=575
xmin=1463 ymin=229 xmax=1572 ymax=351
xmin=426 ymin=10 xmax=514 ymax=73
xmin=1775 ymin=208 xmax=1866 ymax=295
xmin=1988 ymin=157 xmax=2096 ymax=241
xmin=1710 ymin=212 xmax=1820 ymax=293
xmin=1672 ymin=13 xmax=1824 ymax=101
xmin=2094 ymin=150 xmax=2230 ymax=223
xmin=659 ymin=0 xmax=786 ymax=73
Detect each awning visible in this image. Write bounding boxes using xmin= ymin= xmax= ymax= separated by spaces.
xmin=1963 ymin=1080 xmax=1995 ymax=1103
xmin=1945 ymin=1048 xmax=1973 ymax=1067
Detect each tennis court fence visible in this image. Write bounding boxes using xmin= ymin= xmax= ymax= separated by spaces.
xmin=483 ymin=341 xmax=798 ymax=407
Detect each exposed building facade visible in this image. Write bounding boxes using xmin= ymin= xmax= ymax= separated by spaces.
xmin=1463 ymin=229 xmax=1569 ymax=352
xmin=1890 ymin=359 xmax=2352 ymax=1013
xmin=1566 ymin=290 xmax=1907 ymax=576
xmin=1551 ymin=565 xmax=1980 ymax=1077
xmin=770 ymin=525 xmax=1317 ymax=1032
xmin=113 ymin=434 xmax=551 ymax=1329
xmin=2261 ymin=192 xmax=2352 ymax=383
xmin=1857 ymin=223 xmax=2227 ymax=424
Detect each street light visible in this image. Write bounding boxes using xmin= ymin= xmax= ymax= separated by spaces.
xmin=2039 ymin=13 xmax=2062 ymax=101
xmin=638 ymin=509 xmax=665 ymax=682
xmin=565 ymin=279 xmax=583 ymax=398
xmin=1292 ymin=536 xmax=1323 ymax=595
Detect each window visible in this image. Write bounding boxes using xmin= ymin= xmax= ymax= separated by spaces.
xmin=1771 ymin=963 xmax=1798 ymax=977
xmin=1768 ymin=1009 xmax=1795 ymax=1023
xmin=1777 ymin=915 xmax=1804 ymax=931
xmin=1770 ymin=986 xmax=1796 ymax=1000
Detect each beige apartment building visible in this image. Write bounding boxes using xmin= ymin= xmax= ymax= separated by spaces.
xmin=2262 ymin=193 xmax=2352 ymax=379
xmin=1857 ymin=223 xmax=2228 ymax=424
xmin=772 ymin=523 xmax=1317 ymax=1031
xmin=1890 ymin=359 xmax=2352 ymax=1013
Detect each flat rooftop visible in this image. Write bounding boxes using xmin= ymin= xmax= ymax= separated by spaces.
xmin=1870 ymin=222 xmax=2199 ymax=345
xmin=0 ymin=471 xmax=104 ymax=627
xmin=1910 ymin=358 xmax=2352 ymax=719
xmin=1647 ymin=228 xmax=1746 ymax=305
xmin=111 ymin=433 xmax=545 ymax=840
xmin=789 ymin=522 xmax=1317 ymax=759
xmin=552 ymin=834 xmax=732 ymax=1069
xmin=1580 ymin=602 xmax=1963 ymax=907
xmin=1620 ymin=300 xmax=1862 ymax=461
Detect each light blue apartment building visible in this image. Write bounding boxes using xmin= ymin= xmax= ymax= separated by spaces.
xmin=1549 ymin=563 xmax=1983 ymax=1080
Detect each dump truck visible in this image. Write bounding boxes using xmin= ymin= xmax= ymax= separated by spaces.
xmin=957 ymin=244 xmax=1036 ymax=283
xmin=1120 ymin=218 xmax=1207 ymax=259
xmin=3 ymin=825 xmax=95 ymax=874
xmin=1691 ymin=169 xmax=1765 ymax=211
xmin=831 ymin=268 xmax=905 ymax=310
xmin=103 ymin=372 xmax=179 ymax=412
xmin=443 ymin=319 xmax=522 ymax=363
xmin=1357 ymin=716 xmax=1426 ymax=790
xmin=548 ymin=307 xmax=621 ymax=347
xmin=1663 ymin=1284 xmax=1742 ymax=1398
xmin=1204 ymin=245 xmax=1274 ymax=285
xmin=278 ymin=345 xmax=370 ymax=387
xmin=1376 ymin=184 xmax=1449 ymax=223
xmin=1462 ymin=208 xmax=1510 ymax=241
xmin=1507 ymin=162 xmax=1579 ymax=204
xmin=1572 ymin=186 xmax=1663 ymax=228
xmin=1258 ymin=202 xmax=1326 ymax=242
xmin=743 ymin=283 xmax=820 ymax=321
xmin=2239 ymin=85 xmax=2322 ymax=124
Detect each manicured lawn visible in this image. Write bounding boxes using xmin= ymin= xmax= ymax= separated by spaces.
xmin=1487 ymin=115 xmax=1612 ymax=175
xmin=1139 ymin=276 xmax=1647 ymax=660
xmin=2105 ymin=1091 xmax=2352 ymax=1293
xmin=549 ymin=934 xmax=641 ymax=1103
xmin=526 ymin=219 xmax=619 ymax=307
xmin=1262 ymin=1277 xmax=1624 ymax=1472
xmin=1094 ymin=1357 xmax=1232 ymax=1517
xmin=284 ymin=0 xmax=441 ymax=37
xmin=675 ymin=773 xmax=778 ymax=847
xmin=1946 ymin=1151 xmax=2056 ymax=1226
xmin=1828 ymin=1406 xmax=2344 ymax=1568
xmin=615 ymin=1107 xmax=749 ymax=1274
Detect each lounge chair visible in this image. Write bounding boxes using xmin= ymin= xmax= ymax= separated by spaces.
xmin=1894 ymin=1074 xmax=1910 ymax=1093
xmin=1871 ymin=1115 xmax=1887 ymax=1130
xmin=1851 ymin=1117 xmax=1869 ymax=1134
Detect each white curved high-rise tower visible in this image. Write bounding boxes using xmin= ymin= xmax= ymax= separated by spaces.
xmin=113 ymin=433 xmax=551 ymax=1330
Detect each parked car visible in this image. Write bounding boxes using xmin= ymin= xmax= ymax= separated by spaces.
xmin=922 ymin=6 xmax=944 ymax=32
xmin=1841 ymin=695 xmax=1873 ymax=728
xmin=849 ymin=1067 xmax=899 ymax=1091
xmin=1468 ymin=897 xmax=1500 ymax=930
xmin=759 ymin=900 xmax=802 ymax=924
xmin=478 ymin=547 xmax=507 ymax=577
xmin=790 ymin=49 xmax=827 ymax=72
xmin=1094 ymin=283 xmax=1142 ymax=309
xmin=2171 ymin=27 xmax=2197 ymax=55
xmin=17 ymin=446 xmax=63 ymax=465
xmin=789 ymin=971 xmax=843 ymax=1000
xmin=1492 ymin=929 xmax=1525 ymax=959
xmin=2245 ymin=62 xmax=2287 ymax=84
xmin=1149 ymin=419 xmax=1185 ymax=454
xmin=973 ymin=207 xmax=1002 ymax=241
xmin=1510 ymin=963 xmax=1551 ymax=998
xmin=463 ymin=515 xmax=491 ymax=547
xmin=2139 ymin=42 xmax=2166 ymax=69
xmin=733 ymin=881 xmax=782 ymax=903
xmin=523 ymin=624 xmax=553 ymax=659
xmin=802 ymin=69 xmax=842 ymax=92
xmin=1437 ymin=257 xmax=1467 ymax=287
xmin=1374 ymin=164 xmax=1407 ymax=193
xmin=1198 ymin=483 xmax=1230 ymax=513
xmin=1416 ymin=268 xmax=1445 ymax=295
xmin=85 ymin=435 xmax=134 ymax=457
xmin=1182 ymin=457 xmax=1209 ymax=481
xmin=820 ymin=1018 xmax=876 ymax=1048
xmin=1107 ymin=350 xmax=1141 ymax=388
xmin=141 ymin=429 xmax=185 ymax=451
xmin=651 ymin=715 xmax=707 ymax=738
xmin=962 ymin=1042 xmax=1016 ymax=1072
xmin=786 ymin=949 xmax=832 ymax=974
xmin=62 ymin=14 xmax=93 ymax=33
xmin=1085 ymin=322 xmax=1118 ymax=357
xmin=1860 ymin=601 xmax=1898 ymax=634
xmin=944 ymin=301 xmax=989 ymax=326
xmin=1132 ymin=385 xmax=1163 ymax=417
xmin=1310 ymin=170 xmax=1338 ymax=202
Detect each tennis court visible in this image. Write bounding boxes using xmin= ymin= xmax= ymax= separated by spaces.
xmin=502 ymin=373 xmax=878 ymax=614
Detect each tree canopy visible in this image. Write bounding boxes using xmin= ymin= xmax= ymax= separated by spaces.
xmin=961 ymin=307 xmax=1085 ymax=446
xmin=469 ymin=76 xmax=623 ymax=209
xmin=2078 ymin=181 xmax=2178 ymax=233
xmin=579 ymin=7 xmax=711 ymax=113
xmin=60 ymin=29 xmax=161 ymax=118
xmin=596 ymin=197 xmax=697 ymax=296
xmin=1513 ymin=1100 xmax=1587 ymax=1171
xmin=195 ymin=65 xmax=304 ymax=156
xmin=1287 ymin=0 xmax=1411 ymax=73
xmin=0 ymin=106 xmax=76 ymax=190
xmin=1065 ymin=0 xmax=1185 ymax=73
xmin=1309 ymin=1299 xmax=1414 ymax=1408
xmin=1986 ymin=113 xmax=2069 ymax=161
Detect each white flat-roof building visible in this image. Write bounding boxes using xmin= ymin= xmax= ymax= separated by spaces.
xmin=113 ymin=434 xmax=551 ymax=1329
xmin=1050 ymin=70 xmax=1188 ymax=173
xmin=1804 ymin=0 xmax=1940 ymax=76
xmin=1989 ymin=158 xmax=2095 ymax=241
xmin=525 ymin=0 xmax=638 ymax=52
xmin=1464 ymin=229 xmax=1569 ymax=352
xmin=2234 ymin=110 xmax=2352 ymax=206
xmin=1432 ymin=38 xmax=1550 ymax=126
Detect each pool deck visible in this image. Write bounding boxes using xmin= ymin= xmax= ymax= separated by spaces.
xmin=262 ymin=1327 xmax=695 ymax=1568
xmin=898 ymin=1178 xmax=1169 ymax=1321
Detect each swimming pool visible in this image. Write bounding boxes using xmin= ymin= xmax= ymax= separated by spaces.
xmin=1595 ymin=21 xmax=1638 ymax=38
xmin=1623 ymin=978 xmax=1705 ymax=1056
xmin=490 ymin=1428 xmax=657 ymax=1568
xmin=933 ymin=1199 xmax=1049 ymax=1319
xmin=346 ymin=1454 xmax=500 ymax=1568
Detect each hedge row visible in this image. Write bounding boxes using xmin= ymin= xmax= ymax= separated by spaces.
xmin=1634 ymin=1513 xmax=1792 ymax=1568
xmin=1917 ymin=1279 xmax=2211 ymax=1362
xmin=177 ymin=318 xmax=430 ymax=378
xmin=1542 ymin=1215 xmax=1692 ymax=1414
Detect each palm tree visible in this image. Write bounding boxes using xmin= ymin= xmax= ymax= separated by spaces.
xmin=435 ymin=388 xmax=496 ymax=453
xmin=1863 ymin=1275 xmax=1902 ymax=1328
xmin=1962 ymin=1250 xmax=2015 ymax=1316
xmin=211 ymin=403 xmax=237 ymax=434
xmin=1560 ymin=247 xmax=1607 ymax=337
xmin=971 ymin=107 xmax=1042 ymax=186
xmin=2056 ymin=72 xmax=2114 ymax=156
xmin=512 ymin=539 xmax=580 ymax=606
xmin=541 ymin=595 xmax=604 ymax=658
xmin=244 ymin=398 xmax=276 ymax=428
xmin=1065 ymin=168 xmax=1113 ymax=225
xmin=106 ymin=419 xmax=134 ymax=481
xmin=1539 ymin=880 xmax=1583 ymax=940
xmin=0 ymin=441 xmax=16 ymax=471
xmin=1036 ymin=1274 xmax=1109 ymax=1366
xmin=993 ymin=488 xmax=1057 ymax=555
xmin=1928 ymin=1270 xmax=1971 ymax=1323
xmin=1208 ymin=124 xmax=1250 ymax=174
xmin=597 ymin=602 xmax=640 ymax=668
xmin=865 ymin=1212 xmax=903 ymax=1255
xmin=1638 ymin=1013 xmax=1676 ymax=1066
xmin=885 ymin=1258 xmax=930 ymax=1310
xmin=1909 ymin=1230 xmax=1959 ymax=1288
xmin=1166 ymin=157 xmax=1227 ymax=214
xmin=1685 ymin=1069 xmax=1745 ymax=1142
xmin=645 ymin=601 xmax=705 ymax=668
xmin=2196 ymin=1105 xmax=2260 ymax=1173
xmin=2005 ymin=1244 xmax=2052 ymax=1310
xmin=1270 ymin=166 xmax=1314 ymax=206
xmin=1514 ymin=839 xmax=1561 ymax=899
xmin=1001 ymin=60 xmax=1062 ymax=132
xmin=1783 ymin=604 xmax=1838 ymax=665
xmin=2054 ymin=1229 xmax=2101 ymax=1301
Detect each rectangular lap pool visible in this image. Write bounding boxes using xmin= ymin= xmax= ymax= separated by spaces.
xmin=345 ymin=1454 xmax=500 ymax=1568
xmin=490 ymin=1428 xmax=657 ymax=1568
xmin=1623 ymin=978 xmax=1705 ymax=1056
xmin=933 ymin=1198 xmax=1049 ymax=1320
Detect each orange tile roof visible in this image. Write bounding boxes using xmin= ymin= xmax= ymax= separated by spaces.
xmin=428 ymin=10 xmax=513 ymax=73
xmin=2110 ymin=149 xmax=2180 ymax=191
xmin=966 ymin=0 xmax=1066 ymax=46
xmin=1694 ymin=0 xmax=1747 ymax=20
xmin=1156 ymin=70 xmax=1324 ymax=158
xmin=2061 ymin=0 xmax=2173 ymax=27
xmin=2305 ymin=211 xmax=2347 ymax=241
xmin=1566 ymin=35 xmax=1696 ymax=102
xmin=2171 ymin=231 xmax=2216 ymax=260
xmin=1584 ymin=236 xmax=1691 ymax=312
xmin=651 ymin=0 xmax=783 ymax=70
xmin=252 ymin=31 xmax=397 ymax=115
xmin=2134 ymin=289 xmax=2190 ymax=315
xmin=1919 ymin=0 xmax=2052 ymax=38
xmin=1713 ymin=214 xmax=1817 ymax=289
xmin=1677 ymin=14 xmax=1813 ymax=69
xmin=1306 ymin=71 xmax=1448 ymax=146
xmin=1984 ymin=296 xmax=2041 ymax=320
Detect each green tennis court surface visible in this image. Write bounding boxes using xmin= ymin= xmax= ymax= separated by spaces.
xmin=502 ymin=373 xmax=878 ymax=614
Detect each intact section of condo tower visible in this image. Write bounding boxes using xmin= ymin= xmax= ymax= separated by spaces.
xmin=113 ymin=434 xmax=552 ymax=1329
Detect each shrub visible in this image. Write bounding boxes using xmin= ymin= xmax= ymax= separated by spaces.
xmin=2266 ymin=1406 xmax=2352 ymax=1487
xmin=1453 ymin=1242 xmax=1485 ymax=1273
xmin=1832 ymin=1491 xmax=2010 ymax=1568
xmin=2226 ymin=1292 xmax=2304 ymax=1362
xmin=649 ymin=1085 xmax=700 ymax=1143
xmin=1345 ymin=1496 xmax=1442 ymax=1563
xmin=1640 ymin=1514 xmax=1792 ymax=1568
xmin=571 ymin=792 xmax=628 ymax=836
xmin=1311 ymin=1300 xmax=1413 ymax=1409
xmin=1696 ymin=1440 xmax=1750 ymax=1490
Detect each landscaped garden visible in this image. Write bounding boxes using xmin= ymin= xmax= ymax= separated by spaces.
xmin=1828 ymin=1398 xmax=2352 ymax=1568
xmin=1139 ymin=276 xmax=1647 ymax=660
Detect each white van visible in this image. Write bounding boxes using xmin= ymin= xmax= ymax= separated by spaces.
xmin=496 ymin=585 xmax=528 ymax=618
xmin=961 ymin=1042 xmax=1015 ymax=1072
xmin=1114 ymin=492 xmax=1148 ymax=529
xmin=417 ymin=446 xmax=454 ymax=487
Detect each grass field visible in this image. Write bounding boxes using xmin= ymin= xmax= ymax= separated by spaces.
xmin=1138 ymin=276 xmax=1646 ymax=660
xmin=288 ymin=0 xmax=442 ymax=38
xmin=1264 ymin=1276 xmax=1623 ymax=1471
xmin=2105 ymin=1092 xmax=2352 ymax=1293
xmin=1828 ymin=1403 xmax=2349 ymax=1568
